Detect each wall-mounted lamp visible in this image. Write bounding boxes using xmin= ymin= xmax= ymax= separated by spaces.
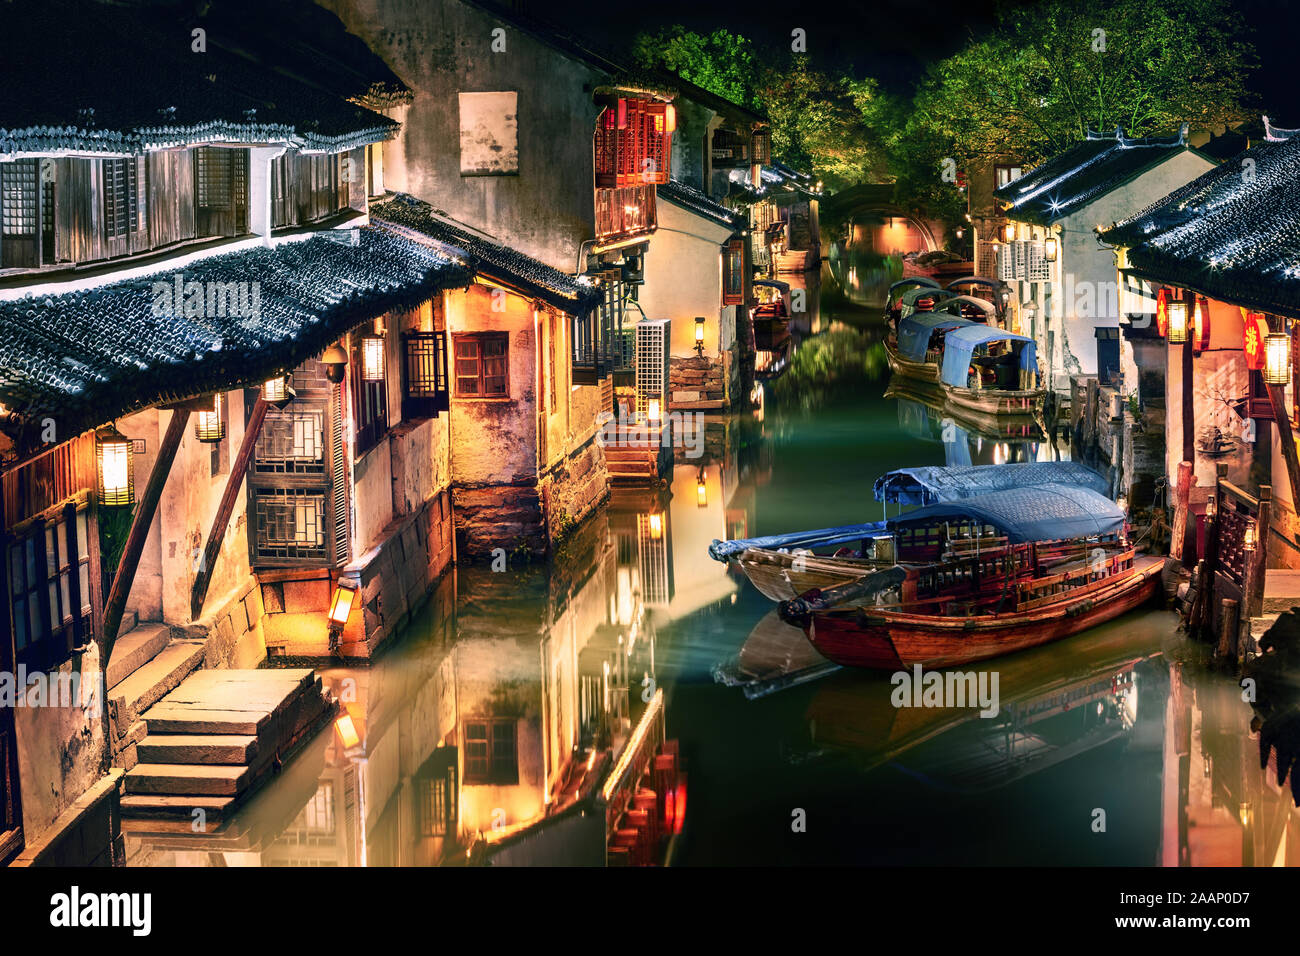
xmin=361 ymin=335 xmax=386 ymax=382
xmin=262 ymin=375 xmax=295 ymax=407
xmin=1265 ymin=330 xmax=1291 ymax=385
xmin=1044 ymin=237 xmax=1059 ymax=262
xmin=1166 ymin=299 xmax=1189 ymax=344
xmin=696 ymin=470 xmax=707 ymax=508
xmin=327 ymin=579 xmax=359 ymax=650
xmin=694 ymin=316 xmax=706 ymax=357
xmin=648 ymin=398 xmax=661 ymax=424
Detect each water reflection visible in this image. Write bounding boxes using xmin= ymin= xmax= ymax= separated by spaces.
xmin=123 ymin=243 xmax=1286 ymax=867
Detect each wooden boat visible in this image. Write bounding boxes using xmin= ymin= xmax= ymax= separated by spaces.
xmin=884 ymin=377 xmax=1044 ymax=444
xmin=772 ymin=485 xmax=1160 ymax=669
xmin=936 ymin=323 xmax=1047 ymax=418
xmin=883 ymin=276 xmax=940 ymax=325
xmin=792 ymin=551 xmax=1162 ymax=669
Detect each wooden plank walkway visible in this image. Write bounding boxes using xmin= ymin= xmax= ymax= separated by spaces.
xmin=121 ymin=668 xmax=335 ymax=829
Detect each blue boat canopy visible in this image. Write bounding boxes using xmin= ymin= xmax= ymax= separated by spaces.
xmin=939 ymin=325 xmax=1038 ymax=387
xmin=896 ymin=312 xmax=974 ymax=362
xmin=886 ymin=484 xmax=1124 ymax=543
xmin=889 ymin=276 xmax=940 ymax=297
xmin=874 ymin=462 xmax=1110 ymax=505
xmin=900 ymin=286 xmax=959 ymax=308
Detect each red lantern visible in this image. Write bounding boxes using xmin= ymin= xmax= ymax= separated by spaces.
xmin=1193 ymin=296 xmax=1211 ymax=352
xmin=1243 ymin=311 xmax=1269 ymax=371
xmin=1155 ymin=288 xmax=1168 ymax=337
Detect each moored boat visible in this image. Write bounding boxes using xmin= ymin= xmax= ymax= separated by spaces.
xmin=773 ymin=485 xmax=1161 ymax=669
xmin=936 ymin=323 xmax=1046 ymax=417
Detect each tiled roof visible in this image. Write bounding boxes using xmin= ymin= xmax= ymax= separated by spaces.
xmin=0 ymin=229 xmax=470 ymax=440
xmin=1100 ymin=132 xmax=1300 ymax=320
xmin=994 ymin=128 xmax=1198 ymax=225
xmin=0 ymin=0 xmax=398 ymax=157
xmin=658 ymin=180 xmax=744 ymax=229
xmin=371 ymin=195 xmax=601 ymax=315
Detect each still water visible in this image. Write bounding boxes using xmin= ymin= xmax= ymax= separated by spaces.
xmin=126 ymin=248 xmax=1282 ymax=867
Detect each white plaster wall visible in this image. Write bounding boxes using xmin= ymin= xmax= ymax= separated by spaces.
xmin=638 ymin=200 xmax=733 ymax=357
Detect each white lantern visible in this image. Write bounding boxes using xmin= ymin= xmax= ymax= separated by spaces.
xmin=362 ymin=335 xmax=385 ymax=382
xmin=1265 ymin=331 xmax=1291 ymax=385
xmin=195 ymin=392 xmax=225 ymax=443
xmin=96 ymin=424 xmax=134 ymax=507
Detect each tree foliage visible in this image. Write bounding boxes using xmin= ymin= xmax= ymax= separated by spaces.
xmin=631 ymin=27 xmax=763 ymax=112
xmin=914 ymin=0 xmax=1257 ymax=166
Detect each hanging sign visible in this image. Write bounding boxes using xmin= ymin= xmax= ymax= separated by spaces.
xmin=1243 ymin=311 xmax=1269 ymax=370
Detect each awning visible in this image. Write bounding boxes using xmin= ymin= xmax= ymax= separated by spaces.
xmin=886 ymin=484 xmax=1124 ymax=543
xmin=0 ymin=227 xmax=472 ymax=443
xmin=939 ymin=324 xmax=1038 ymax=387
xmin=874 ymin=462 xmax=1110 ymax=505
xmin=896 ymin=313 xmax=974 ymax=362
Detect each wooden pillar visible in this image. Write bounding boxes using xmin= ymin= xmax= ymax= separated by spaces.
xmin=1181 ymin=313 xmax=1194 ymax=464
xmin=1171 ymin=460 xmax=1193 ymax=566
xmin=190 ymin=396 xmax=269 ymax=620
xmin=1250 ymin=486 xmax=1271 ymax=620
xmin=100 ymin=408 xmax=190 ymax=663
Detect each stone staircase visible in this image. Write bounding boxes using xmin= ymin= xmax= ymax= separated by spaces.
xmin=106 ymin=617 xmax=207 ymax=771
xmin=120 ymin=668 xmax=334 ymax=829
xmin=605 ymin=421 xmax=671 ymax=485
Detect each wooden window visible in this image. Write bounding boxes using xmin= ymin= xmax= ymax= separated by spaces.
xmin=548 ymin=312 xmax=558 ymax=411
xmin=418 ymin=761 xmax=457 ymax=837
xmin=453 ymin=333 xmax=509 ymax=398
xmin=6 ymin=502 xmax=90 ymax=669
xmin=995 ymin=164 xmax=1024 ymax=188
xmin=103 ymin=158 xmax=144 ymax=240
xmin=0 ymin=159 xmax=38 ymax=268
xmin=401 ymin=330 xmax=450 ymax=419
xmin=463 ymin=719 xmax=518 ymax=785
xmin=723 ymin=239 xmax=744 ymax=305
xmin=351 ymin=340 xmax=389 ymax=456
xmin=195 ymin=146 xmax=249 ymax=237
xmin=593 ymin=98 xmax=671 ymax=188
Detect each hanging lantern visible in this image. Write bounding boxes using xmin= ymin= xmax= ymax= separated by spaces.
xmin=1001 ymin=222 xmax=1015 ymax=242
xmin=96 ymin=424 xmax=134 ymax=507
xmin=195 ymin=393 xmax=225 ymax=443
xmin=1167 ymin=298 xmax=1188 ymax=344
xmin=1244 ymin=519 xmax=1258 ymax=552
xmin=1044 ymin=236 xmax=1058 ymax=263
xmin=696 ymin=472 xmax=707 ymax=508
xmin=1192 ymin=296 xmax=1211 ymax=352
xmin=648 ymin=513 xmax=663 ymax=540
xmin=322 ymin=343 xmax=347 ymax=384
xmin=1155 ymin=288 xmax=1169 ymax=337
xmin=361 ymin=335 xmax=385 ymax=382
xmin=1265 ymin=330 xmax=1291 ymax=385
xmin=262 ymin=375 xmax=295 ymax=406
xmin=1243 ymin=312 xmax=1269 ymax=371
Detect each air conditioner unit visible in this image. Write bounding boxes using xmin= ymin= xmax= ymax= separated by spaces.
xmin=634 ymin=318 xmax=671 ymax=417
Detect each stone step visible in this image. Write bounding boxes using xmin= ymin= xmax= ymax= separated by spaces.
xmin=124 ymin=762 xmax=251 ymax=797
xmin=137 ymin=734 xmax=260 ymax=765
xmin=120 ymin=794 xmax=235 ymax=821
xmin=110 ymin=641 xmax=206 ymax=723
xmin=106 ymin=624 xmax=171 ymax=691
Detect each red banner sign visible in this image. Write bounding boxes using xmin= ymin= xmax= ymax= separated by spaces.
xmin=1243 ymin=311 xmax=1269 ymax=370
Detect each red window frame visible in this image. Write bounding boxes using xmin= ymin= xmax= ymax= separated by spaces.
xmin=453 ymin=332 xmax=509 ymax=398
xmin=351 ymin=342 xmax=388 ymax=456
xmin=723 ymin=239 xmax=744 ymax=305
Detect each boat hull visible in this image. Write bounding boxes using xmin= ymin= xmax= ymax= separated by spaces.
xmin=805 ymin=555 xmax=1163 ymax=669
xmin=942 ymin=382 xmax=1046 ymax=418
xmin=884 ymin=338 xmax=941 ymax=384
xmin=738 ymin=547 xmax=886 ymax=602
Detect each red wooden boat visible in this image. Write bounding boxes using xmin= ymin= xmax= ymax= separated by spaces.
xmin=787 ymin=551 xmax=1162 ymax=669
xmin=774 ymin=484 xmax=1163 ymax=669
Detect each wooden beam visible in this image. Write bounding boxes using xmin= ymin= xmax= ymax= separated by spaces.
xmin=1265 ymin=383 xmax=1300 ymax=514
xmin=100 ymin=408 xmax=189 ymax=663
xmin=190 ymin=396 xmax=270 ymax=620
xmin=1171 ymin=460 xmax=1193 ymax=566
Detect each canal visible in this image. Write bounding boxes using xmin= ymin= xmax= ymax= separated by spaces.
xmin=125 ymin=245 xmax=1276 ymax=867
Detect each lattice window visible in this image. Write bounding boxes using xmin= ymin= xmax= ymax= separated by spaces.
xmin=635 ymin=318 xmax=670 ymax=416
xmin=637 ymin=513 xmax=671 ymax=606
xmin=996 ymin=242 xmax=1015 ymax=281
xmin=253 ymin=488 xmax=329 ymax=560
xmin=977 ymin=239 xmax=998 ymax=279
xmin=1 ymin=159 xmax=37 ymax=236
xmin=197 ymin=147 xmax=233 ymax=208
xmin=1025 ymin=240 xmax=1050 ymax=282
xmin=254 ymin=408 xmax=327 ymax=475
xmin=463 ymin=720 xmax=518 ymax=785
xmin=402 ymin=330 xmax=449 ymax=418
xmin=103 ymin=158 xmax=142 ymax=239
xmin=594 ymin=98 xmax=670 ymax=188
xmin=1014 ymin=240 xmax=1028 ymax=281
xmin=723 ymin=239 xmax=744 ymax=305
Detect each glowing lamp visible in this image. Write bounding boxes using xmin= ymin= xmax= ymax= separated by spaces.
xmin=696 ymin=472 xmax=707 ymax=508
xmin=648 ymin=513 xmax=663 ymax=540
xmin=955 ymin=227 xmax=964 ymax=239
xmin=1166 ymin=299 xmax=1188 ymax=344
xmin=694 ymin=316 xmax=706 ymax=356
xmin=1265 ymin=330 xmax=1291 ymax=385
xmin=1044 ymin=236 xmax=1058 ymax=262
xmin=361 ymin=335 xmax=385 ymax=382
xmin=335 ymin=713 xmax=361 ymax=749
xmin=665 ymin=104 xmax=676 ymax=133
xmin=1244 ymin=520 xmax=1258 ymax=552
xmin=95 ymin=424 xmax=134 ymax=507
xmin=647 ymin=398 xmax=661 ymax=423
xmin=1001 ymin=222 xmax=1015 ymax=242
xmin=1206 ymin=494 xmax=1217 ymax=519
xmin=195 ymin=393 xmax=225 ymax=443
xmin=262 ymin=375 xmax=295 ymax=406
xmin=1192 ymin=296 xmax=1211 ymax=352
xmin=327 ymin=579 xmax=359 ymax=645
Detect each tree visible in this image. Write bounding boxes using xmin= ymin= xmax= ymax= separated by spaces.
xmin=631 ymin=27 xmax=763 ymax=112
xmin=914 ymin=0 xmax=1258 ymax=166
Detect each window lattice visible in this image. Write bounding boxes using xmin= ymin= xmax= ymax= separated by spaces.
xmin=634 ymin=319 xmax=670 ymax=415
xmin=254 ymin=488 xmax=328 ymax=560
xmin=977 ymin=240 xmax=998 ymax=279
xmin=1025 ymin=240 xmax=1050 ymax=282
xmin=254 ymin=408 xmax=326 ymax=475
xmin=1 ymin=159 xmax=37 ymax=236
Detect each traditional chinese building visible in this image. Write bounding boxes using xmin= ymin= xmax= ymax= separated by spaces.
xmin=995 ymin=127 xmax=1215 ymax=394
